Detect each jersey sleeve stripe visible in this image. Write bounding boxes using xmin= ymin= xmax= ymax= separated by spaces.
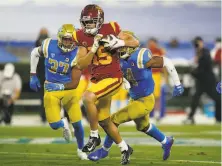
xmin=137 ymin=48 xmax=146 ymax=69
xmin=147 ymin=49 xmax=152 ymax=59
xmin=110 ymin=21 xmax=116 ymax=33
xmin=43 ymin=38 xmax=51 ymax=58
xmin=73 ymin=31 xmax=78 ymax=43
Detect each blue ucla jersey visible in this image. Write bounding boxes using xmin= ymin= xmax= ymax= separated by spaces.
xmin=42 ymin=38 xmax=78 ymax=84
xmin=120 ymin=48 xmax=154 ymax=99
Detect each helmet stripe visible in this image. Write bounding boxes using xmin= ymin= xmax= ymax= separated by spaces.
xmin=73 ymin=31 xmax=78 ymax=43
xmin=110 ymin=22 xmax=116 ymax=33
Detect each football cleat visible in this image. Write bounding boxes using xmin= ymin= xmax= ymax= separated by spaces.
xmin=121 ymin=145 xmax=133 ymax=165
xmin=77 ymin=149 xmax=88 ymax=160
xmin=88 ymin=147 xmax=109 ymax=161
xmin=82 ymin=135 xmax=101 ymax=152
xmin=62 ymin=117 xmax=72 ymax=142
xmin=162 ymin=136 xmax=174 ymax=160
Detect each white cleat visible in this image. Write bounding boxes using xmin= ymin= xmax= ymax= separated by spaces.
xmin=77 ymin=149 xmax=89 ymax=160
xmin=62 ymin=117 xmax=72 ymax=142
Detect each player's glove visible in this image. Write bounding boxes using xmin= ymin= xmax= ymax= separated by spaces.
xmin=101 ymin=34 xmax=125 ymax=50
xmin=172 ymin=84 xmax=184 ymax=97
xmin=122 ymin=78 xmax=131 ymax=90
xmin=45 ymin=83 xmax=65 ymax=92
xmin=91 ymin=34 xmax=103 ymax=53
xmin=30 ymin=74 xmax=41 ymax=92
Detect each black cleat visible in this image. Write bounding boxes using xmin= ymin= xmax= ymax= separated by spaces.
xmin=82 ymin=135 xmax=101 ymax=152
xmin=121 ymin=145 xmax=133 ymax=165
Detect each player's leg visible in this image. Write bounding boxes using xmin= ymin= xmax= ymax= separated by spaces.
xmin=62 ymin=90 xmax=87 ymax=160
xmin=133 ymin=94 xmax=174 ymax=160
xmin=88 ymin=103 xmax=131 ymax=161
xmin=82 ymin=78 xmax=123 ymax=151
xmin=44 ymin=91 xmax=71 ymax=142
xmin=83 ymin=78 xmax=132 ymax=164
xmin=97 ymin=96 xmax=133 ymax=165
xmin=134 ymin=115 xmax=174 ymax=160
xmin=89 ymin=97 xmax=151 ymax=161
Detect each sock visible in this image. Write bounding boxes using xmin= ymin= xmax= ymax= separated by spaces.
xmin=90 ymin=129 xmax=99 ymax=138
xmin=118 ymin=140 xmax=128 ymax=152
xmin=103 ymin=135 xmax=114 ymax=151
xmin=61 ymin=118 xmax=69 ymax=129
xmin=49 ymin=120 xmax=64 ymax=130
xmin=146 ymin=123 xmax=166 ymax=144
xmin=72 ymin=121 xmax=84 ymax=150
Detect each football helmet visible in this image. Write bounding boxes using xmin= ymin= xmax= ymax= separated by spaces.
xmin=80 ymin=4 xmax=104 ymax=35
xmin=57 ymin=24 xmax=76 ymax=52
xmin=117 ymin=31 xmax=139 ymax=59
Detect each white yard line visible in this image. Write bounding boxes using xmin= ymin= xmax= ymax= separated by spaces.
xmin=0 ymin=152 xmax=221 ymax=165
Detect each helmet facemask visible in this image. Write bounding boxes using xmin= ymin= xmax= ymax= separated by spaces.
xmin=57 ymin=24 xmax=76 ymax=52
xmin=80 ymin=16 xmax=103 ymax=35
xmin=118 ymin=47 xmax=136 ymax=59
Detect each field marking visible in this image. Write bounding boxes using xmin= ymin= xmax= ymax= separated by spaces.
xmin=121 ymin=131 xmax=221 ymax=136
xmin=1 ymin=137 xmax=220 ymax=147
xmin=0 ymin=152 xmax=221 ymax=165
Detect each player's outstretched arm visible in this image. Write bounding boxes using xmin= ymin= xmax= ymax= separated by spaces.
xmin=63 ymin=67 xmax=82 ymax=90
xmin=145 ymin=56 xmax=184 ymax=96
xmin=30 ymin=47 xmax=43 ymax=74
xmin=118 ymin=31 xmax=139 ymax=48
xmin=29 ymin=47 xmax=43 ymax=92
xmin=44 ymin=66 xmax=82 ymax=91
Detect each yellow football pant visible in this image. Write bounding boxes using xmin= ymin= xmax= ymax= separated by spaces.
xmin=44 ymin=89 xmax=82 ymax=123
xmin=111 ymin=93 xmax=155 ymax=131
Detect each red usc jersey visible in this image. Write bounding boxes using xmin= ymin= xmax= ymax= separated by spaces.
xmin=73 ymin=22 xmax=122 ymax=83
xmin=149 ymin=47 xmax=165 ymax=73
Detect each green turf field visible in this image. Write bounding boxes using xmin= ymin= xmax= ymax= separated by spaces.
xmin=0 ymin=125 xmax=221 ymax=166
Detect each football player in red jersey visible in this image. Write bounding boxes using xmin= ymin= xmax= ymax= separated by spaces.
xmin=74 ymin=4 xmax=139 ymax=164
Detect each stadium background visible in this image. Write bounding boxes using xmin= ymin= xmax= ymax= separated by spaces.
xmin=0 ymin=0 xmax=220 ymax=125
xmin=0 ymin=1 xmax=221 ymax=166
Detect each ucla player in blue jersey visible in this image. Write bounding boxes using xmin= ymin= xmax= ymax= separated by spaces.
xmin=88 ymin=32 xmax=184 ymax=162
xmin=29 ymin=24 xmax=88 ymax=160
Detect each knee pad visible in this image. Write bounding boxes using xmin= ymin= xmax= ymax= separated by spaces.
xmin=49 ymin=120 xmax=64 ymax=130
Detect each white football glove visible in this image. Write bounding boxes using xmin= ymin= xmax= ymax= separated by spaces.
xmin=122 ymin=77 xmax=131 ymax=90
xmin=101 ymin=34 xmax=125 ymax=50
xmin=91 ymin=34 xmax=103 ymax=53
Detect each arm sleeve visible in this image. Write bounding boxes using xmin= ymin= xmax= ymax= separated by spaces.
xmin=30 ymin=47 xmax=40 ymax=73
xmin=137 ymin=48 xmax=152 ymax=69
